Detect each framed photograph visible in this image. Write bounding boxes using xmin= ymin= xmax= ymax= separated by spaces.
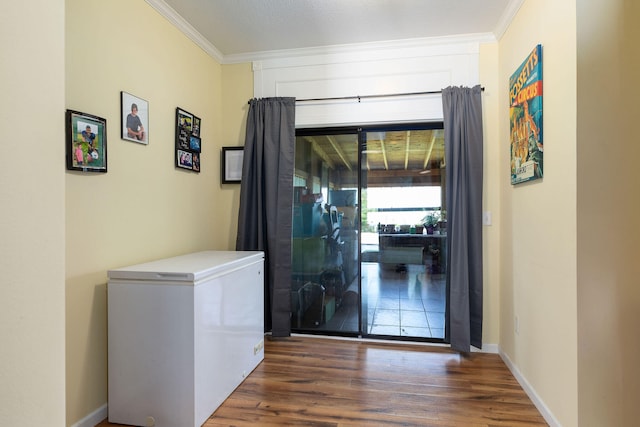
xmin=192 ymin=116 xmax=201 ymax=137
xmin=121 ymin=91 xmax=148 ymax=144
xmin=177 ymin=149 xmax=193 ymax=169
xmin=175 ymin=107 xmax=201 ymax=172
xmin=190 ymin=135 xmax=201 ymax=152
xmin=66 ymin=109 xmax=107 ymax=173
xmin=222 ymin=146 xmax=244 ymax=183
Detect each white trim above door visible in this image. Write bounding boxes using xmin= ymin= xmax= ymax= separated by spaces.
xmin=253 ymin=38 xmax=482 ymax=127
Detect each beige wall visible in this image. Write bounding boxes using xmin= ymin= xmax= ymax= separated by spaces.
xmin=0 ymin=1 xmax=66 ymax=425
xmin=219 ymin=63 xmax=255 ymax=248
xmin=498 ymin=1 xmax=578 ymax=426
xmin=479 ymin=43 xmax=501 ymax=346
xmin=577 ymin=1 xmax=640 ymax=425
xmin=64 ymin=2 xmax=250 ymax=424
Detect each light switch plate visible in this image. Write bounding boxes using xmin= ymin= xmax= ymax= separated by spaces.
xmin=483 ymin=211 xmax=492 ymax=226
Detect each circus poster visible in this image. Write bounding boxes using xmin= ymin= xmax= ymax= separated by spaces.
xmin=510 ymin=44 xmax=543 ymax=185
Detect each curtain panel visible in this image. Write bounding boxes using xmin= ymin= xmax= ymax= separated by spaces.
xmin=442 ymin=85 xmax=484 ymax=352
xmin=236 ymin=97 xmax=296 ymax=337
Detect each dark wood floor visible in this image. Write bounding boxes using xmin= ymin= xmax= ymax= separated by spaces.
xmin=99 ymin=335 xmax=547 ymax=427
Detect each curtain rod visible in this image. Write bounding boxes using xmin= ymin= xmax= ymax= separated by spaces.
xmin=248 ymin=87 xmax=484 ymax=104
xmin=297 ymin=87 xmax=485 ymax=103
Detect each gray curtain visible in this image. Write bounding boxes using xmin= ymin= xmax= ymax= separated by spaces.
xmin=442 ymin=85 xmax=484 ymax=352
xmin=236 ymin=97 xmax=295 ymax=337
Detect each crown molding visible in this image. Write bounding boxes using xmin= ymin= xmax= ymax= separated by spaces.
xmin=145 ymin=0 xmax=224 ymax=63
xmin=493 ymin=0 xmax=526 ymax=41
xmin=225 ymin=32 xmax=497 ymax=65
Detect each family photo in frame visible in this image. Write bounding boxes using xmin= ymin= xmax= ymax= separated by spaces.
xmin=175 ymin=107 xmax=201 ymax=172
xmin=66 ymin=110 xmax=107 ymax=173
xmin=121 ymin=91 xmax=149 ymax=145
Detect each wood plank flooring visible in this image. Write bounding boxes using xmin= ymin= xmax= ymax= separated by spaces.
xmin=98 ymin=335 xmax=547 ymax=427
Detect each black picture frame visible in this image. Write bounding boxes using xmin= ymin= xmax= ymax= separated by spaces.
xmin=221 ymin=146 xmax=243 ymax=183
xmin=175 ymin=107 xmax=201 ymax=172
xmin=66 ymin=109 xmax=107 ymax=173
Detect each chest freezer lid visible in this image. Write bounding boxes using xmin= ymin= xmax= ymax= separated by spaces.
xmin=107 ymin=250 xmax=264 ymax=283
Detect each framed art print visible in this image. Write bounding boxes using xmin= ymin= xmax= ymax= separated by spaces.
xmin=66 ymin=109 xmax=107 ymax=173
xmin=121 ymin=91 xmax=149 ymax=144
xmin=222 ymin=146 xmax=243 ymax=183
xmin=510 ymin=44 xmax=543 ymax=185
xmin=175 ymin=107 xmax=201 ymax=172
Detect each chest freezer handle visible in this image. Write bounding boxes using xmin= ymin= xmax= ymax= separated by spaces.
xmin=155 ymin=273 xmax=191 ymax=280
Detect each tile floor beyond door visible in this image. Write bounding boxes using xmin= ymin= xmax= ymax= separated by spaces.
xmin=365 ymin=262 xmax=445 ymax=339
xmin=319 ymin=262 xmax=446 ymax=340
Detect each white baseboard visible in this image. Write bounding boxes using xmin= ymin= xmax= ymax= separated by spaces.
xmin=473 ymin=342 xmax=499 ymax=353
xmin=499 ymin=349 xmax=561 ymax=427
xmin=70 ymin=403 xmax=107 ymax=427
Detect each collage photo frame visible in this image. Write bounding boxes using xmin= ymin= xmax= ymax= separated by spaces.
xmin=175 ymin=107 xmax=201 ymax=172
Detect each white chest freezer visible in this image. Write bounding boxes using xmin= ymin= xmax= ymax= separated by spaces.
xmin=107 ymin=251 xmax=265 ymax=427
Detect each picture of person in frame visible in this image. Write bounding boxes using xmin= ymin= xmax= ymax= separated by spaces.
xmin=81 ymin=125 xmax=96 ymax=148
xmin=126 ymin=103 xmax=145 ymax=142
xmin=192 ymin=117 xmax=200 ymax=137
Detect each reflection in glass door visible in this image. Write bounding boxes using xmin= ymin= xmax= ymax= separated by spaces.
xmin=291 ymin=130 xmax=360 ymax=335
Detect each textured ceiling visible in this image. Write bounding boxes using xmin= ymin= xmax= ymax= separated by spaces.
xmin=159 ymin=0 xmax=517 ymax=58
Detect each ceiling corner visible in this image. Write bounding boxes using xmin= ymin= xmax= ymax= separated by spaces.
xmin=493 ymin=0 xmax=526 ymax=41
xmin=145 ymin=0 xmax=226 ymax=63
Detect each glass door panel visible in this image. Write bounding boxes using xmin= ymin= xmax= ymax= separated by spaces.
xmin=360 ymin=127 xmax=447 ymax=340
xmin=291 ymin=130 xmax=360 ymax=335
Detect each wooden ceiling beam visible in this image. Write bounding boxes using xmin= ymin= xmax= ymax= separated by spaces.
xmin=325 ymin=135 xmax=352 ymax=171
xmin=366 ymin=168 xmax=442 ymax=179
xmin=404 ymin=131 xmax=411 ymax=170
xmin=423 ymin=131 xmax=437 ymax=170
xmin=309 ymin=138 xmax=335 ymax=169
xmin=376 ymin=132 xmax=389 ymax=170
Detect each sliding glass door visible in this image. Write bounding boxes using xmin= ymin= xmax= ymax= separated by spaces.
xmin=291 ymin=125 xmax=446 ymax=342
